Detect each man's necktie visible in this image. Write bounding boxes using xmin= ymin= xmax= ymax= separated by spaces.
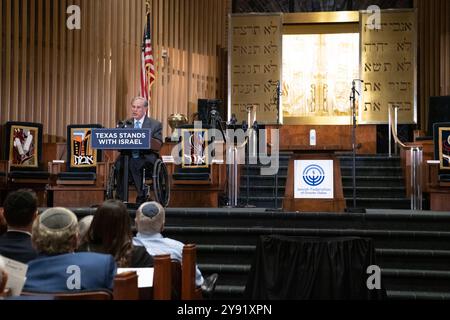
xmin=132 ymin=121 xmax=141 ymax=158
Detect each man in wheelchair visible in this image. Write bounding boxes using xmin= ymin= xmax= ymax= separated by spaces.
xmin=114 ymin=97 xmax=168 ymax=206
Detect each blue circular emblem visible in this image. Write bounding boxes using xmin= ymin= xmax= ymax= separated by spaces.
xmin=303 ymin=164 xmax=325 ymax=187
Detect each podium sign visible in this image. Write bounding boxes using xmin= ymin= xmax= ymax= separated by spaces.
xmin=294 ymin=160 xmax=334 ymax=199
xmin=91 ymin=128 xmax=151 ymax=150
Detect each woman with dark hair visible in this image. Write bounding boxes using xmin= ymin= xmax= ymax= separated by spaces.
xmin=80 ymin=200 xmax=153 ymax=268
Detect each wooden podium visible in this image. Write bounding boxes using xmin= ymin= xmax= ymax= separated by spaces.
xmin=282 ymin=145 xmax=347 ymax=213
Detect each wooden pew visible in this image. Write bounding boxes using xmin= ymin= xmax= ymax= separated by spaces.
xmin=181 ymin=244 xmax=203 ymax=300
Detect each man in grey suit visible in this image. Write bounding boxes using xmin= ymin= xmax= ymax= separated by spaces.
xmin=116 ymin=96 xmax=163 ymax=204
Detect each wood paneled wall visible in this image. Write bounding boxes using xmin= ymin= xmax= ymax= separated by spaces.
xmin=0 ymin=0 xmax=229 ymax=142
xmin=148 ymin=0 xmax=230 ymax=138
xmin=415 ymin=0 xmax=450 ymax=130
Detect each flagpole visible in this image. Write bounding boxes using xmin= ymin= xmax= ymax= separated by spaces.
xmin=143 ymin=0 xmax=153 ymax=111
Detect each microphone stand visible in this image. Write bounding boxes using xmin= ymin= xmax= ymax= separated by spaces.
xmin=117 ymin=120 xmax=133 ymax=203
xmin=274 ymin=81 xmax=281 ymax=209
xmin=349 ymin=80 xmax=362 ymax=211
xmin=245 ymin=121 xmax=257 ymax=208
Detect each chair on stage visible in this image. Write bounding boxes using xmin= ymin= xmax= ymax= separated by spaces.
xmin=425 ymin=122 xmax=450 ymax=211
xmin=47 ymin=124 xmax=107 ymax=207
xmin=245 ymin=235 xmax=385 ymax=300
xmin=106 ymin=153 xmax=170 ymax=208
xmin=1 ymin=122 xmax=50 ymax=206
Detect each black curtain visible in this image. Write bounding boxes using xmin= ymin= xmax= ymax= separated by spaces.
xmin=245 ymin=235 xmax=386 ymax=300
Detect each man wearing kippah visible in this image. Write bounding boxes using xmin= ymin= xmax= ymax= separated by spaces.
xmin=133 ymin=201 xmax=205 ymax=287
xmin=24 ymin=207 xmax=116 ymax=292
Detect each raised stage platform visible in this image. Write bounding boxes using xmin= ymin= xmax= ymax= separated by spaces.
xmin=59 ymin=207 xmax=450 ymax=300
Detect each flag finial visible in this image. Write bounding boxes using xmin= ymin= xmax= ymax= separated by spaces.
xmin=145 ymin=0 xmax=151 ymax=15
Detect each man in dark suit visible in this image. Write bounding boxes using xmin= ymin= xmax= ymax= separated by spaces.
xmin=0 ymin=190 xmax=38 ymax=263
xmin=116 ymin=96 xmax=163 ymax=204
xmin=24 ymin=207 xmax=116 ymax=292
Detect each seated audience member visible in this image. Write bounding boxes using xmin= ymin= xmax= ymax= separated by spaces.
xmin=0 ymin=210 xmax=6 ymax=236
xmin=133 ymin=201 xmax=217 ymax=291
xmin=78 ymin=215 xmax=93 ymax=240
xmin=24 ymin=207 xmax=116 ymax=292
xmin=0 ymin=190 xmax=38 ymax=263
xmin=0 ymin=255 xmax=7 ymax=296
xmin=80 ymin=200 xmax=153 ymax=268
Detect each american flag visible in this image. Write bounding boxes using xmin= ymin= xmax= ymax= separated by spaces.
xmin=140 ymin=13 xmax=155 ymax=101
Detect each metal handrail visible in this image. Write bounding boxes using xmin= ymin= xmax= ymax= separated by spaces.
xmin=388 ymin=105 xmax=423 ymax=210
xmin=228 ymin=136 xmax=249 ymax=207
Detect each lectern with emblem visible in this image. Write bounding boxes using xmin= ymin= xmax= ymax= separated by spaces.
xmin=281 ymin=126 xmax=351 ymax=212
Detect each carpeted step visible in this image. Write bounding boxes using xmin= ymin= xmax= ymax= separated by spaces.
xmin=236 ymin=197 xmax=284 ymax=208
xmin=202 ymin=263 xmax=450 ymax=298
xmin=195 ymin=245 xmax=450 ymax=271
xmin=165 ymin=226 xmax=450 ymax=250
xmin=377 ymin=249 xmax=450 ymax=271
xmin=343 ymin=187 xmax=406 ymax=198
xmin=199 ymin=264 xmax=250 ymax=287
xmin=346 ymin=198 xmax=411 ymax=209
xmin=213 ymin=285 xmax=245 ymax=300
xmin=240 ymin=175 xmax=287 ymax=186
xmin=387 ymin=290 xmax=450 ymax=300
xmin=382 ymin=269 xmax=450 ymax=293
xmin=338 ymin=155 xmax=402 ymax=167
xmin=341 ymin=166 xmax=403 ymax=177
xmin=164 ymin=209 xmax=450 ymax=232
xmin=342 ymin=176 xmax=405 ymax=187
xmin=239 ymin=186 xmax=285 ymax=198
xmin=196 ymin=244 xmax=255 ymax=265
xmin=214 ymin=286 xmax=450 ymax=300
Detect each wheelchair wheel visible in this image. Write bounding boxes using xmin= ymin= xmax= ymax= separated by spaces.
xmin=152 ymin=159 xmax=170 ymax=207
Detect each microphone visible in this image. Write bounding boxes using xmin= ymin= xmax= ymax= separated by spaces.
xmin=116 ymin=121 xmax=124 ymax=128
xmin=229 ymin=114 xmax=237 ymax=125
xmin=252 ymin=120 xmax=259 ymax=131
xmin=241 ymin=120 xmax=248 ymax=132
xmin=125 ymin=120 xmax=133 ymax=127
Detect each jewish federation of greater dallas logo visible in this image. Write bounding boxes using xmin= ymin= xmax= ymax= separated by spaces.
xmin=302 ymin=164 xmax=325 ymax=187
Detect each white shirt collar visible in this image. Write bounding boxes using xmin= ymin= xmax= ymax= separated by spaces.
xmin=7 ymin=228 xmax=32 ymax=237
xmin=134 ymin=115 xmax=146 ymax=125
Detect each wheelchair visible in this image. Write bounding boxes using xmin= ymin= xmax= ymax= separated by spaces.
xmin=106 ymin=157 xmax=170 ymax=207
